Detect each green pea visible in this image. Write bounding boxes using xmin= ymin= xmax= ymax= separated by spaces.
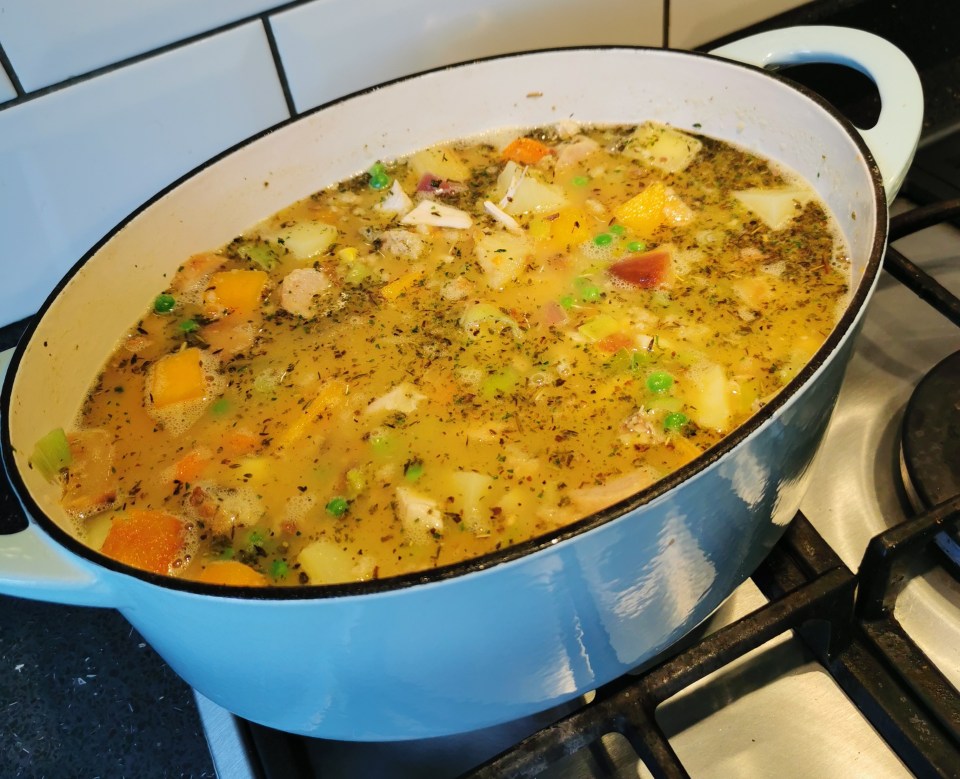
xmin=646 ymin=371 xmax=674 ymax=394
xmin=368 ymin=162 xmax=390 ymax=190
xmin=178 ymin=319 xmax=199 ymax=332
xmin=559 ymin=294 xmax=575 ymax=310
xmin=664 ymin=411 xmax=688 ymax=431
xmin=211 ymin=397 xmax=230 ymax=415
xmin=627 ymin=240 xmax=647 ymax=253
xmin=404 ymin=459 xmax=425 ymax=482
xmin=270 ymin=559 xmax=289 ymax=579
xmin=571 ymin=175 xmax=590 ymax=187
xmin=574 ymin=277 xmax=601 ymax=302
xmin=326 ymin=496 xmax=350 ymax=517
xmin=609 ymin=224 xmax=626 ymax=236
xmin=593 ymin=233 xmax=613 ymax=247
xmin=154 ymin=293 xmax=176 ymax=313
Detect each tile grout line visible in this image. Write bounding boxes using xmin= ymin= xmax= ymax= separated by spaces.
xmin=262 ymin=15 xmax=298 ymax=118
xmin=0 ymin=0 xmax=309 ymax=112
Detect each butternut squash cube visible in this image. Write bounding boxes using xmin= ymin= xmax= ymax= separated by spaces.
xmin=151 ymin=348 xmax=207 ymax=408
xmin=614 ymin=182 xmax=667 ymax=238
xmin=204 ymin=269 xmax=267 ymax=316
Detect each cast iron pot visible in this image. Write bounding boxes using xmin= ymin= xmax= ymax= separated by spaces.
xmin=0 ymin=27 xmax=922 ymax=739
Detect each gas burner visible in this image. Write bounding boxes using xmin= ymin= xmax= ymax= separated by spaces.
xmin=900 ymin=350 xmax=960 ymax=570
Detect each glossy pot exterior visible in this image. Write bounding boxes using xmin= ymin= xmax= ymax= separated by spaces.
xmin=0 ymin=30 xmax=921 ymax=739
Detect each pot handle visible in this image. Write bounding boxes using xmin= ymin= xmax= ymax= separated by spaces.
xmin=710 ymin=25 xmax=923 ymax=203
xmin=0 ymin=349 xmax=118 ymax=608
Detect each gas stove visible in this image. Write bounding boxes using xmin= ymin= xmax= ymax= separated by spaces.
xmin=191 ymin=194 xmax=959 ymax=779
xmin=3 ymin=4 xmax=960 ymax=775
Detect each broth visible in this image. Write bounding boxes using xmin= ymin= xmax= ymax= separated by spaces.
xmin=31 ymin=122 xmax=850 ymax=586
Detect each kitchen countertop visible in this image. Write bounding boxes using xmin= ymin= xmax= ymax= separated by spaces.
xmin=2 ymin=1 xmax=959 ymax=776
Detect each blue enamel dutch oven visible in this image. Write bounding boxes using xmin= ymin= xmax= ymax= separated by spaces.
xmin=0 ymin=27 xmax=922 ymax=739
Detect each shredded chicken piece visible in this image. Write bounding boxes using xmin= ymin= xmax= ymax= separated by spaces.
xmin=365 ymin=383 xmax=426 ymax=415
xmin=483 ymin=200 xmax=523 ymax=234
xmin=568 ymin=468 xmax=660 ymax=515
xmin=381 ymin=228 xmax=428 ymax=259
xmin=498 ymin=165 xmax=527 ymax=209
xmin=376 ymin=180 xmax=413 ymax=216
xmin=400 ymin=201 xmax=472 ymax=229
xmin=620 ymin=407 xmax=669 ymax=446
xmin=394 ymin=486 xmax=444 ymax=543
xmin=555 ymin=136 xmax=600 ymax=170
xmin=279 ymin=268 xmax=332 ymax=319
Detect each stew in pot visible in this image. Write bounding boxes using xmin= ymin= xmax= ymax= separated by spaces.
xmin=30 ymin=121 xmax=851 ymax=586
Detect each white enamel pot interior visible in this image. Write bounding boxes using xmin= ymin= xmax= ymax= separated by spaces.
xmin=0 ymin=27 xmax=922 ymax=739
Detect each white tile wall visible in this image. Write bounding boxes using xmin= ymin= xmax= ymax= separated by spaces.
xmin=270 ymin=0 xmax=663 ymax=113
xmin=669 ymin=0 xmax=809 ymax=49
xmin=0 ymin=22 xmax=289 ymax=325
xmin=0 ymin=0 xmax=288 ymax=92
xmin=0 ymin=66 xmax=16 ymax=104
xmin=0 ymin=0 xmax=792 ymax=329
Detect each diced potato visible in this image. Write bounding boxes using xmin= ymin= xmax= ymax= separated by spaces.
xmin=448 ymin=470 xmax=494 ymax=534
xmin=298 ymin=538 xmax=376 ymax=584
xmin=204 ymin=269 xmax=268 ymax=316
xmin=270 ymin=221 xmax=338 ymax=260
xmin=614 ymin=182 xmax=667 ymax=237
xmin=475 ymin=232 xmax=533 ymax=289
xmin=150 ymin=348 xmax=207 ymax=408
xmin=409 ymin=146 xmax=471 ymax=181
xmin=622 ymin=122 xmax=703 ymax=173
xmin=686 ymin=362 xmax=732 ymax=432
xmin=734 ymin=188 xmax=814 ymax=230
xmin=496 ymin=161 xmax=567 ymax=215
xmin=578 ymin=314 xmax=621 ymax=341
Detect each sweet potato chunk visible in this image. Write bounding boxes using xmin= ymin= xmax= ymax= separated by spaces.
xmin=100 ymin=510 xmax=185 ymax=575
xmin=204 ymin=269 xmax=268 ymax=316
xmin=194 ymin=560 xmax=266 ymax=587
xmin=150 ymin=348 xmax=207 ymax=408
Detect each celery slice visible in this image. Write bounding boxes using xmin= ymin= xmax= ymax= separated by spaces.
xmin=30 ymin=427 xmax=72 ymax=481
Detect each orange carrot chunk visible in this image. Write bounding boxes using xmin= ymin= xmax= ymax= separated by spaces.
xmin=172 ymin=450 xmax=210 ymax=484
xmin=194 ymin=560 xmax=267 ymax=587
xmin=100 ymin=510 xmax=185 ymax=575
xmin=501 ymin=137 xmax=552 ymax=165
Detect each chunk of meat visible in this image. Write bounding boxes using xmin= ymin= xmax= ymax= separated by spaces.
xmin=400 ymin=201 xmax=473 ymax=229
xmin=555 ymin=136 xmax=600 ymax=171
xmin=620 ymin=407 xmax=668 ymax=446
xmin=568 ymin=467 xmax=660 ymax=515
xmin=365 ymin=383 xmax=426 ymax=415
xmin=184 ymin=484 xmax=263 ymax=535
xmin=609 ymin=249 xmax=672 ymax=289
xmin=394 ymin=486 xmax=444 ymax=543
xmin=171 ymin=252 xmax=225 ymax=297
xmin=381 ymin=229 xmax=428 ymax=260
xmin=279 ymin=267 xmax=332 ymax=319
xmin=61 ymin=429 xmax=117 ymax=519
